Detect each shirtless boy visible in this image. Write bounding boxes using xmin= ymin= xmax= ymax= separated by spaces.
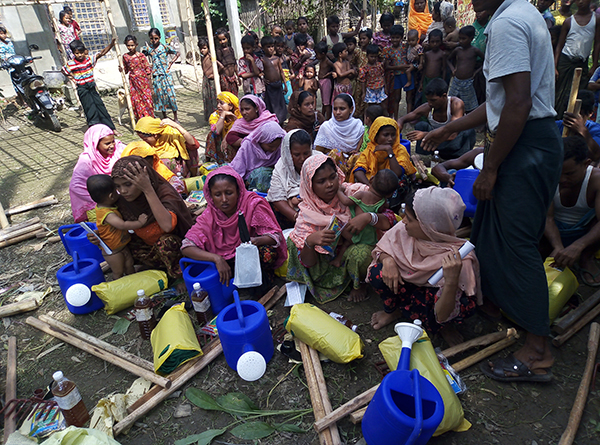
xmin=332 ymin=42 xmax=356 ymax=99
xmin=261 ymin=35 xmax=287 ymax=123
xmin=421 ymin=29 xmax=446 ymax=95
xmin=447 ymin=26 xmax=485 ymax=112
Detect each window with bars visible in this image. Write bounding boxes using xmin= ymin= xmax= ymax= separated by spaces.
xmin=65 ymin=2 xmax=112 ymax=58
xmin=127 ymin=0 xmax=173 ymax=31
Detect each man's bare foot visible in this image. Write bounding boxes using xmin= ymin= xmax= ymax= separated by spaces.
xmin=347 ymin=284 xmax=368 ymax=302
xmin=371 ymin=309 xmax=401 ymax=330
xmin=439 ymin=324 xmax=463 ymax=347
xmin=486 ymin=333 xmax=554 ymax=378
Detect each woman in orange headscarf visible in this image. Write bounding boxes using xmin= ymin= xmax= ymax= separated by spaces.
xmin=409 ymin=0 xmax=433 ymax=40
xmin=205 ymin=92 xmax=242 ymax=164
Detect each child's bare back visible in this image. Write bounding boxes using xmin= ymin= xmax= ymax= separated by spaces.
xmin=423 ymin=48 xmax=445 ymax=80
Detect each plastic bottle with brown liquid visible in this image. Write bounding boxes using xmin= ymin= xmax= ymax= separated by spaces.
xmin=134 ymin=289 xmax=156 ymax=340
xmin=328 ymin=311 xmax=358 ymax=332
xmin=191 ymin=282 xmax=213 ymax=325
xmin=51 ymin=371 xmax=89 ymax=427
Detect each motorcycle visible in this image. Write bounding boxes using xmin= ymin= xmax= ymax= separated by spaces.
xmin=1 ymin=44 xmax=61 ymax=132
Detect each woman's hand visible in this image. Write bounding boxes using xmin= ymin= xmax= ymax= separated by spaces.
xmin=138 ymin=213 xmax=149 ymax=225
xmin=160 ymin=118 xmax=178 ymax=129
xmin=382 ymin=256 xmax=403 ymax=294
xmin=374 ymin=144 xmax=394 ymax=155
xmin=307 ymin=230 xmax=336 ymax=247
xmin=441 ymin=246 xmax=463 ymax=284
xmin=124 ymin=161 xmax=152 ymax=192
xmin=345 ymin=212 xmax=370 ymax=235
xmin=215 ymin=255 xmax=232 ymax=284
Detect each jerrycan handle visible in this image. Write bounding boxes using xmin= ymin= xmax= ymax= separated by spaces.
xmin=406 ymin=369 xmax=424 ymax=445
xmin=233 ymin=291 xmax=245 ymax=329
xmin=72 ymin=251 xmax=80 ymax=275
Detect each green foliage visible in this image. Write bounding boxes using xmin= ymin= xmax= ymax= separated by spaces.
xmin=177 ymin=388 xmax=311 ymax=444
xmin=111 ymin=317 xmax=131 ymax=335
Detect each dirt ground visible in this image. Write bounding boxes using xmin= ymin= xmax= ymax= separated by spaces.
xmin=1 ymin=86 xmax=600 ymax=445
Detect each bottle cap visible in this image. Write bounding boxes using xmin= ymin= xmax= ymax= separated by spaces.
xmin=193 ymin=282 xmax=201 ymax=290
xmin=52 ymin=371 xmax=64 ymax=382
xmin=414 ymin=319 xmax=422 ymax=326
xmin=137 ymin=289 xmax=145 ymax=297
xmin=434 ymin=150 xmax=439 ymax=155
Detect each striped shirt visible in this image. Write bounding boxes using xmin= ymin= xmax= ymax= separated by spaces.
xmin=63 ymin=54 xmax=97 ymax=86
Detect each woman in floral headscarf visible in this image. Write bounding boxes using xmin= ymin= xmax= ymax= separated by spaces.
xmin=287 ymin=153 xmax=395 ymax=303
xmin=205 ymin=92 xmax=242 ymax=164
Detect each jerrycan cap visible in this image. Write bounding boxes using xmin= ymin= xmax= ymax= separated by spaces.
xmin=65 ymin=283 xmax=92 ymax=307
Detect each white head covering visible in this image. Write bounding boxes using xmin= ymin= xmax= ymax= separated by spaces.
xmin=314 ymin=94 xmax=365 ymax=153
xmin=267 ymin=129 xmax=317 ymax=202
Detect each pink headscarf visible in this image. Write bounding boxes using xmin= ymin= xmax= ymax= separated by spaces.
xmin=229 ymin=122 xmax=285 ymax=180
xmin=184 ymin=166 xmax=287 ymax=267
xmin=228 ymin=95 xmax=279 ymax=136
xmin=290 ymin=153 xmax=362 ymax=255
xmin=369 ymin=187 xmax=481 ymax=299
xmin=69 ymin=125 xmax=125 ymax=222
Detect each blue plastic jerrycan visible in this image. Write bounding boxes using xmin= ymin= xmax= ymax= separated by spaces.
xmin=453 ymin=169 xmax=479 ymax=218
xmin=59 ymin=223 xmax=104 ymax=263
xmin=179 ymin=258 xmax=236 ymax=315
xmin=56 ymin=251 xmax=105 ymax=314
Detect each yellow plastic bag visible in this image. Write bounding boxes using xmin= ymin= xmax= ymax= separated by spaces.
xmin=274 ymin=258 xmax=288 ymax=277
xmin=183 ymin=175 xmax=205 ymax=192
xmin=199 ymin=162 xmax=219 ymax=176
xmin=92 ymin=270 xmax=168 ymax=315
xmin=41 ymin=426 xmax=121 ymax=445
xmin=284 ymin=303 xmax=363 ymax=363
xmin=151 ymin=303 xmax=203 ymax=375
xmin=379 ymin=332 xmax=471 ymax=436
xmin=545 ymin=257 xmax=578 ymax=322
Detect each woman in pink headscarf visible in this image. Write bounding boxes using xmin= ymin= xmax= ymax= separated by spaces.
xmin=225 ymin=95 xmax=279 ymax=149
xmin=69 ymin=124 xmax=125 ymax=222
xmin=368 ymin=187 xmax=481 ymax=344
xmin=181 ymin=166 xmax=287 ymax=287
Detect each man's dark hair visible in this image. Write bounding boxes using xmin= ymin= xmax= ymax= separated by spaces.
xmin=424 ymin=78 xmax=448 ymax=97
xmin=563 ymin=135 xmax=590 ymax=163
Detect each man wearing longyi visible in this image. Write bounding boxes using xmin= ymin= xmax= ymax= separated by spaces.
xmin=422 ymin=0 xmax=562 ymax=382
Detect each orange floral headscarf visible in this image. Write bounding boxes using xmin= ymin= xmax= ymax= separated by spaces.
xmin=409 ymin=0 xmax=433 ymax=39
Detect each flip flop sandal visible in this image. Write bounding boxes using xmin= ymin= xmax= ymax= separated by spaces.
xmin=578 ymin=266 xmax=600 ymax=287
xmin=479 ymin=354 xmax=553 ymax=383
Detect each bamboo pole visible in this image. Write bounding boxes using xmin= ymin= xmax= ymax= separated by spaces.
xmin=441 ymin=328 xmax=518 ymax=359
xmin=562 ymin=67 xmax=583 ymax=137
xmin=0 ymin=217 xmax=40 ymax=236
xmin=452 ymin=336 xmax=518 ymax=372
xmin=99 ymin=0 xmax=136 ymax=127
xmin=5 ymin=195 xmax=57 ymax=216
xmin=39 ymin=315 xmax=154 ymax=371
xmin=554 ymin=290 xmax=600 ymax=334
xmin=26 ymin=317 xmax=171 ymax=388
xmin=3 ymin=337 xmax=17 ymax=442
xmin=553 ymin=301 xmax=600 ymax=347
xmin=0 ymin=223 xmax=43 ymax=242
xmin=314 ymin=384 xmax=379 ymax=432
xmin=558 ymin=322 xmax=600 ymax=445
xmin=0 ymin=298 xmax=40 ymax=318
xmin=185 ymin=0 xmax=201 ymax=93
xmin=0 ymin=229 xmax=45 ymax=248
xmin=45 ymin=4 xmax=83 ymax=112
xmin=202 ymin=0 xmax=221 ymax=95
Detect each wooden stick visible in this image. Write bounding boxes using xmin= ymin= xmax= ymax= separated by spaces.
xmin=100 ymin=0 xmax=136 ymax=127
xmin=113 ymin=341 xmax=223 ymax=436
xmin=0 ymin=229 xmax=45 ymax=248
xmin=0 ymin=298 xmax=40 ymax=318
xmin=260 ymin=285 xmax=287 ymax=310
xmin=308 ymin=346 xmax=341 ymax=444
xmin=0 ymin=223 xmax=43 ymax=242
xmin=25 ymin=317 xmax=171 ymax=388
xmin=299 ymin=341 xmax=334 ymax=445
xmin=452 ymin=336 xmax=518 ymax=372
xmin=202 ymin=0 xmax=221 ymax=95
xmin=558 ymin=322 xmax=600 ymax=445
xmin=0 ymin=217 xmax=40 ymax=238
xmin=39 ymin=315 xmax=154 ymax=371
xmin=3 ymin=337 xmax=17 ymax=442
xmin=562 ymin=68 xmax=583 ymax=137
xmin=5 ymin=196 xmax=57 ymax=216
xmin=553 ymin=301 xmax=600 ymax=347
xmin=0 ymin=201 xmax=10 ymax=229
xmin=313 ymin=384 xmax=379 ymax=433
xmin=441 ymin=328 xmax=518 ymax=359
xmin=553 ymin=290 xmax=600 ymax=334
xmin=349 ymin=406 xmax=366 ymax=424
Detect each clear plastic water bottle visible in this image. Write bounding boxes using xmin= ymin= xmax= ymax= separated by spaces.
xmin=431 ymin=150 xmax=441 ymax=168
xmin=191 ymin=282 xmax=213 ymax=326
xmin=51 ymin=371 xmax=89 ymax=427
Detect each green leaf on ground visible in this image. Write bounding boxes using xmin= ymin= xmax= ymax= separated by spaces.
xmin=274 ymin=422 xmax=308 ymax=433
xmin=230 ymin=421 xmax=275 ymax=439
xmin=185 ymin=388 xmax=221 ymax=411
xmin=112 ymin=318 xmax=131 ymax=335
xmin=174 ymin=428 xmax=227 ymax=445
xmin=216 ymin=392 xmax=260 ymax=413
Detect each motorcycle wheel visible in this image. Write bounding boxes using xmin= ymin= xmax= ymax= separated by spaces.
xmin=48 ymin=113 xmax=61 ymax=132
